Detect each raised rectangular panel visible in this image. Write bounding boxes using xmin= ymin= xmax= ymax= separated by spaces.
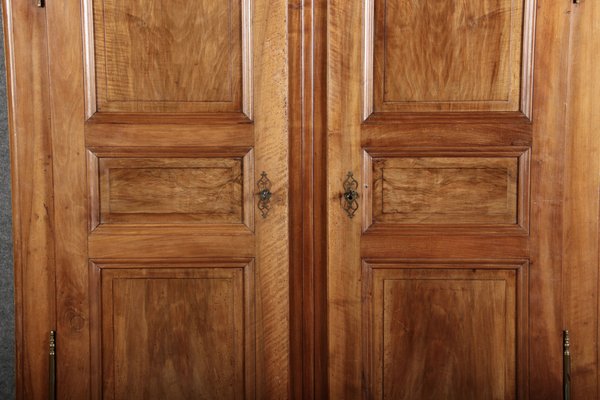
xmin=362 ymin=261 xmax=528 ymax=399
xmin=90 ymin=261 xmax=255 ymax=399
xmin=364 ymin=0 xmax=535 ymax=116
xmin=88 ymin=149 xmax=254 ymax=229
xmin=86 ymin=0 xmax=251 ymax=116
xmin=363 ymin=148 xmax=529 ymax=232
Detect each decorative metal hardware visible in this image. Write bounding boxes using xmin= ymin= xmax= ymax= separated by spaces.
xmin=342 ymin=171 xmax=359 ymax=218
xmin=257 ymin=171 xmax=272 ymax=218
xmin=49 ymin=331 xmax=56 ymax=400
xmin=563 ymin=330 xmax=571 ymax=400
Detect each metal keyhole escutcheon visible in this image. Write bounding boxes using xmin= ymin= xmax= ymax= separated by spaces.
xmin=343 ymin=171 xmax=359 ymax=218
xmin=257 ymin=171 xmax=272 ymax=218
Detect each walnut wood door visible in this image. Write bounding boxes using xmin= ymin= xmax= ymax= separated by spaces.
xmin=327 ymin=0 xmax=569 ymax=398
xmin=41 ymin=0 xmax=289 ymax=398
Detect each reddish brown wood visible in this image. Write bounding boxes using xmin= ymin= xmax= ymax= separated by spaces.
xmin=289 ymin=0 xmax=328 ymax=398
xmin=90 ymin=260 xmax=255 ymax=400
xmin=563 ymin=0 xmax=600 ymax=398
xmin=527 ymin=0 xmax=572 ymax=397
xmin=32 ymin=0 xmax=291 ymax=398
xmin=3 ymin=1 xmax=55 ymax=399
xmin=5 ymin=0 xmax=599 ymax=398
xmin=362 ymin=261 xmax=528 ymax=399
xmin=327 ymin=0 xmax=571 ymax=397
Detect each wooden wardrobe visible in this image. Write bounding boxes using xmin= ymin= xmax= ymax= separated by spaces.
xmin=4 ymin=0 xmax=599 ymax=398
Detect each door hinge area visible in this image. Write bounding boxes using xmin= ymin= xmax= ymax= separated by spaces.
xmin=563 ymin=330 xmax=571 ymax=400
xmin=49 ymin=330 xmax=56 ymax=400
xmin=36 ymin=0 xmax=45 ymax=7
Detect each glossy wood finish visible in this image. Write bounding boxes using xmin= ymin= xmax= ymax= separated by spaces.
xmin=90 ymin=0 xmax=251 ymax=115
xmin=327 ymin=0 xmax=569 ymax=397
xmin=363 ymin=261 xmax=527 ymax=400
xmin=42 ymin=0 xmax=288 ymax=397
xmin=368 ymin=154 xmax=519 ymax=225
xmin=2 ymin=1 xmax=55 ymax=398
xmin=90 ymin=153 xmax=251 ymax=227
xmin=288 ymin=0 xmax=329 ymax=398
xmin=91 ymin=261 xmax=255 ymax=400
xmin=563 ymin=0 xmax=600 ymax=398
xmin=527 ymin=0 xmax=572 ymax=397
xmin=5 ymin=0 xmax=599 ymax=398
xmin=370 ymin=0 xmax=525 ymax=113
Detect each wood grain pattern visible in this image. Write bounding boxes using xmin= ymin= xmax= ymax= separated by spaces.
xmin=91 ymin=261 xmax=255 ymax=400
xmin=2 ymin=1 xmax=56 ymax=398
xmin=91 ymin=0 xmax=251 ymax=114
xmin=563 ymin=0 xmax=600 ymax=398
xmin=96 ymin=157 xmax=244 ymax=224
xmin=85 ymin=122 xmax=254 ymax=148
xmin=370 ymin=156 xmax=518 ymax=225
xmin=362 ymin=121 xmax=533 ymax=148
xmin=38 ymin=0 xmax=289 ymax=398
xmin=252 ymin=0 xmax=290 ymax=396
xmin=327 ymin=0 xmax=564 ymax=396
xmin=328 ymin=0 xmax=364 ymax=396
xmin=363 ymin=262 xmax=527 ymax=399
xmin=363 ymin=148 xmax=530 ymax=234
xmin=288 ymin=0 xmax=329 ymax=397
xmin=367 ymin=0 xmax=528 ymax=113
xmin=527 ymin=0 xmax=572 ymax=396
xmin=45 ymin=0 xmax=92 ymax=396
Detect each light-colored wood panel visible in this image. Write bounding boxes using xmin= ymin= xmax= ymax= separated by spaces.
xmin=328 ymin=0 xmax=364 ymax=395
xmin=90 ymin=0 xmax=251 ymax=114
xmin=361 ymin=235 xmax=529 ymax=259
xmin=361 ymin=121 xmax=532 ymax=148
xmin=85 ymin=122 xmax=254 ymax=148
xmin=371 ymin=156 xmax=518 ymax=225
xmin=90 ymin=261 xmax=255 ymax=400
xmin=98 ymin=158 xmax=244 ymax=224
xmin=368 ymin=0 xmax=527 ymax=113
xmin=88 ymin=233 xmax=255 ymax=259
xmin=252 ymin=0 xmax=290 ymax=395
xmin=363 ymin=263 xmax=525 ymax=399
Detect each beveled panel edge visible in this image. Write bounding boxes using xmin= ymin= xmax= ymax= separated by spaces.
xmin=521 ymin=0 xmax=537 ymax=120
xmin=361 ymin=258 xmax=530 ymax=400
xmin=88 ymin=258 xmax=256 ymax=399
xmin=361 ymin=147 xmax=531 ymax=235
xmin=242 ymin=0 xmax=253 ymax=120
xmin=86 ymin=146 xmax=255 ymax=234
xmin=81 ymin=0 xmax=96 ymax=120
xmin=363 ymin=111 xmax=532 ymax=125
xmin=86 ymin=112 xmax=253 ymax=125
xmin=82 ymin=0 xmax=253 ymax=119
xmin=362 ymin=0 xmax=536 ymax=121
xmin=362 ymin=0 xmax=375 ymax=121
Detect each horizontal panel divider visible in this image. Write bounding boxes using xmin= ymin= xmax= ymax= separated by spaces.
xmin=89 ymin=233 xmax=255 ymax=259
xmin=361 ymin=234 xmax=529 ymax=259
xmin=86 ymin=121 xmax=254 ymax=147
xmin=362 ymin=123 xmax=532 ymax=147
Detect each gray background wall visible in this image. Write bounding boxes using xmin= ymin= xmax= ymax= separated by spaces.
xmin=0 ymin=7 xmax=16 ymax=399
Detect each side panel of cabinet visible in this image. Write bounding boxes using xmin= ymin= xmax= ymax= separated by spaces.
xmin=3 ymin=2 xmax=55 ymax=399
xmin=563 ymin=1 xmax=600 ymax=398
